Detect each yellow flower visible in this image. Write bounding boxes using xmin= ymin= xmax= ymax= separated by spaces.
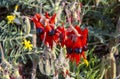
xmin=83 ymin=59 xmax=89 ymax=66
xmin=15 ymin=5 xmax=19 ymax=11
xmin=22 ymin=39 xmax=33 ymax=51
xmin=6 ymin=15 xmax=15 ymax=24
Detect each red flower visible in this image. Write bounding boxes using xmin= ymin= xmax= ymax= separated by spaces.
xmin=75 ymin=25 xmax=88 ymax=50
xmin=40 ymin=12 xmax=58 ymax=48
xmin=32 ymin=13 xmax=58 ymax=48
xmin=65 ymin=25 xmax=88 ymax=65
xmin=72 ymin=37 xmax=84 ymax=64
xmin=40 ymin=22 xmax=58 ymax=48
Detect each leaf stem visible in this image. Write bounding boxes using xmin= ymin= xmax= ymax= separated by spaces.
xmin=65 ymin=9 xmax=81 ymax=37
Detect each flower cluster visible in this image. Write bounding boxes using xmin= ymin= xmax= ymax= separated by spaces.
xmin=32 ymin=13 xmax=88 ymax=65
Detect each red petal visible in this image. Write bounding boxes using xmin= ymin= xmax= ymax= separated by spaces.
xmin=41 ymin=34 xmax=53 ymax=48
xmin=35 ymin=13 xmax=41 ymax=21
xmin=75 ymin=25 xmax=82 ymax=34
xmin=32 ymin=17 xmax=37 ymax=23
xmin=45 ymin=25 xmax=52 ymax=32
xmin=45 ymin=12 xmax=50 ymax=19
xmin=53 ymin=34 xmax=59 ymax=43
xmin=37 ymin=22 xmax=44 ymax=29
xmin=81 ymin=28 xmax=88 ymax=46
xmin=49 ymin=13 xmax=56 ymax=24
xmin=73 ymin=38 xmax=82 ymax=48
xmin=32 ymin=18 xmax=44 ymax=29
xmin=74 ymin=53 xmax=81 ymax=65
xmin=82 ymin=28 xmax=88 ymax=36
xmin=65 ymin=38 xmax=73 ymax=47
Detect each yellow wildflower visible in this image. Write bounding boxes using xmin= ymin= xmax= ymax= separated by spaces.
xmin=6 ymin=15 xmax=15 ymax=24
xmin=22 ymin=39 xmax=33 ymax=51
xmin=83 ymin=59 xmax=89 ymax=66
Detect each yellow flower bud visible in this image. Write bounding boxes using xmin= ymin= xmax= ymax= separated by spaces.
xmin=15 ymin=5 xmax=19 ymax=11
xmin=84 ymin=59 xmax=89 ymax=66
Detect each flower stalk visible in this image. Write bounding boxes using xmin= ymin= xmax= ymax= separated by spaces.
xmin=65 ymin=9 xmax=81 ymax=37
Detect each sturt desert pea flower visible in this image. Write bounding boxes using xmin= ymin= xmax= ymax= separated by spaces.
xmin=75 ymin=25 xmax=88 ymax=51
xmin=72 ymin=38 xmax=83 ymax=64
xmin=65 ymin=34 xmax=82 ymax=64
xmin=73 ymin=26 xmax=88 ymax=65
xmin=39 ymin=13 xmax=58 ymax=48
xmin=65 ymin=28 xmax=77 ymax=62
xmin=65 ymin=26 xmax=88 ymax=65
xmin=22 ymin=39 xmax=33 ymax=51
xmin=40 ymin=23 xmax=58 ymax=48
xmin=75 ymin=26 xmax=88 ymax=65
xmin=6 ymin=15 xmax=15 ymax=24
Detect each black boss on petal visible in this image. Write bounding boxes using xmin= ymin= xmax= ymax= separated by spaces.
xmin=48 ymin=30 xmax=55 ymax=36
xmin=74 ymin=48 xmax=82 ymax=54
xmin=67 ymin=47 xmax=73 ymax=54
xmin=37 ymin=28 xmax=43 ymax=34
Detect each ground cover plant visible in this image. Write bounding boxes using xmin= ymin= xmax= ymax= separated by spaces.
xmin=0 ymin=0 xmax=120 ymax=79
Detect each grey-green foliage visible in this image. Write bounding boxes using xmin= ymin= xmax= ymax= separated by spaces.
xmin=0 ymin=0 xmax=119 ymax=79
xmin=78 ymin=0 xmax=119 ymax=46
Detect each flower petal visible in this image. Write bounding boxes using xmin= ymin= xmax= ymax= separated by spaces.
xmin=49 ymin=13 xmax=56 ymax=24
